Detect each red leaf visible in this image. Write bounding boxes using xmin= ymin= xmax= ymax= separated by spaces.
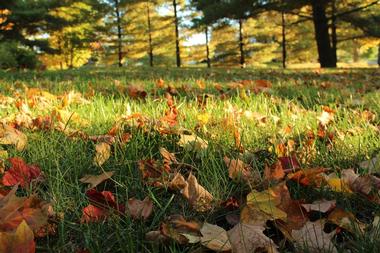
xmin=81 ymin=204 xmax=108 ymax=223
xmin=278 ymin=155 xmax=300 ymax=171
xmin=85 ymin=189 xmax=125 ymax=214
xmin=2 ymin=158 xmax=42 ymax=188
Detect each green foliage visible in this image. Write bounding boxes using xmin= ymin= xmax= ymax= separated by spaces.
xmin=0 ymin=41 xmax=39 ymax=69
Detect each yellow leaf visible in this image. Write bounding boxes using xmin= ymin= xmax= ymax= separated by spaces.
xmin=246 ymin=190 xmax=287 ymax=220
xmin=93 ymin=142 xmax=111 ymax=166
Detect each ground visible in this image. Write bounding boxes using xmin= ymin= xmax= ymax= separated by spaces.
xmin=0 ymin=67 xmax=380 ymax=252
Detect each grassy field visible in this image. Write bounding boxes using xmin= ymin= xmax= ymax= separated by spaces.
xmin=1 ymin=67 xmax=380 ymax=253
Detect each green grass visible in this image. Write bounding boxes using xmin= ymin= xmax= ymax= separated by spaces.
xmin=1 ymin=67 xmax=380 ymax=252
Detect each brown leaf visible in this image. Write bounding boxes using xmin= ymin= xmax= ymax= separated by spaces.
xmin=302 ymin=200 xmax=336 ymax=213
xmin=224 ymin=156 xmax=260 ymax=185
xmin=291 ymin=220 xmax=337 ymax=253
xmin=264 ymin=161 xmax=285 ymax=181
xmin=160 ymin=215 xmax=201 ymax=244
xmin=0 ymin=123 xmax=27 ymax=151
xmin=227 ymin=223 xmax=278 ymax=253
xmin=181 ymin=173 xmax=214 ymax=212
xmin=93 ymin=142 xmax=111 ymax=166
xmin=79 ymin=171 xmax=115 ymax=189
xmin=127 ymin=197 xmax=153 ymax=220
xmin=200 ymin=223 xmax=231 ymax=252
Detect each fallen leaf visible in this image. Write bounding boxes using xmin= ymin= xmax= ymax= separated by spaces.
xmin=264 ymin=161 xmax=285 ymax=181
xmin=181 ymin=173 xmax=214 ymax=212
xmin=127 ymin=197 xmax=153 ymax=220
xmin=246 ymin=189 xmax=287 ymax=220
xmin=93 ymin=142 xmax=111 ymax=166
xmin=224 ymin=156 xmax=260 ymax=184
xmin=79 ymin=171 xmax=115 ymax=189
xmin=178 ymin=133 xmax=208 ymax=151
xmin=301 ymin=200 xmax=336 ymax=213
xmin=2 ymin=157 xmax=42 ymax=188
xmin=291 ymin=220 xmax=337 ymax=253
xmin=0 ymin=123 xmax=27 ymax=151
xmin=227 ymin=223 xmax=278 ymax=253
xmin=327 ymin=208 xmax=364 ymax=233
xmin=81 ymin=204 xmax=108 ymax=223
xmin=200 ymin=223 xmax=231 ymax=252
xmin=160 ymin=215 xmax=201 ymax=244
xmin=0 ymin=220 xmax=35 ymax=253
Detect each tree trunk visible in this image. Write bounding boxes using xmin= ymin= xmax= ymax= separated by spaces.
xmin=352 ymin=40 xmax=359 ymax=62
xmin=205 ymin=26 xmax=211 ymax=68
xmin=281 ymin=10 xmax=287 ymax=69
xmin=311 ymin=0 xmax=336 ymax=68
xmin=114 ymin=0 xmax=123 ymax=67
xmin=377 ymin=43 xmax=380 ymax=67
xmin=146 ymin=1 xmax=153 ymax=67
xmin=331 ymin=0 xmax=338 ymax=64
xmin=238 ymin=19 xmax=245 ymax=68
xmin=173 ymin=0 xmax=181 ymax=67
xmin=69 ymin=45 xmax=74 ymax=69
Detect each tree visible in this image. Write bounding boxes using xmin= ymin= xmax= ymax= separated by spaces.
xmin=0 ymin=0 xmax=67 ymax=51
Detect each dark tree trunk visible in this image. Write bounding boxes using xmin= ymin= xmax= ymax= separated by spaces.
xmin=114 ymin=0 xmax=123 ymax=67
xmin=281 ymin=10 xmax=287 ymax=69
xmin=69 ymin=45 xmax=74 ymax=69
xmin=311 ymin=0 xmax=336 ymax=68
xmin=173 ymin=0 xmax=181 ymax=67
xmin=238 ymin=19 xmax=245 ymax=68
xmin=205 ymin=26 xmax=211 ymax=68
xmin=331 ymin=0 xmax=338 ymax=64
xmin=146 ymin=1 xmax=153 ymax=67
xmin=352 ymin=40 xmax=359 ymax=62
xmin=377 ymin=43 xmax=380 ymax=67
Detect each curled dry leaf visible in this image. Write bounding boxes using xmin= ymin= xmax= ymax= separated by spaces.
xmin=181 ymin=173 xmax=214 ymax=212
xmin=93 ymin=142 xmax=111 ymax=166
xmin=0 ymin=123 xmax=27 ymax=151
xmin=79 ymin=171 xmax=115 ymax=189
xmin=227 ymin=223 xmax=278 ymax=253
xmin=224 ymin=156 xmax=261 ymax=185
xmin=302 ymin=200 xmax=336 ymax=213
xmin=0 ymin=220 xmax=35 ymax=253
xmin=200 ymin=223 xmax=231 ymax=252
xmin=127 ymin=197 xmax=153 ymax=220
xmin=291 ymin=220 xmax=337 ymax=253
xmin=160 ymin=215 xmax=201 ymax=244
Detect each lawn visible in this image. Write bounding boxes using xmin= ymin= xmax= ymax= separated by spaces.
xmin=1 ymin=67 xmax=380 ymax=253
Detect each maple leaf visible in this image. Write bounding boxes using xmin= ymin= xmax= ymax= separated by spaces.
xmin=93 ymin=142 xmax=111 ymax=166
xmin=287 ymin=168 xmax=328 ymax=187
xmin=291 ymin=220 xmax=337 ymax=253
xmin=246 ymin=188 xmax=287 ymax=220
xmin=224 ymin=156 xmax=261 ymax=185
xmin=0 ymin=187 xmax=50 ymax=232
xmin=200 ymin=223 xmax=231 ymax=252
xmin=127 ymin=197 xmax=153 ymax=220
xmin=0 ymin=123 xmax=27 ymax=151
xmin=79 ymin=171 xmax=115 ymax=189
xmin=0 ymin=220 xmax=35 ymax=253
xmin=2 ymin=157 xmax=42 ymax=188
xmin=227 ymin=223 xmax=278 ymax=253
